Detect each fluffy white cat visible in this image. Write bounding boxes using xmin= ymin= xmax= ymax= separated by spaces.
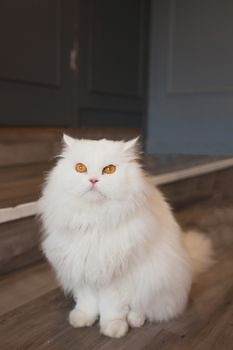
xmin=38 ymin=135 xmax=213 ymax=338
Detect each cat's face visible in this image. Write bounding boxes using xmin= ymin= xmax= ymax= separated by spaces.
xmin=55 ymin=135 xmax=142 ymax=203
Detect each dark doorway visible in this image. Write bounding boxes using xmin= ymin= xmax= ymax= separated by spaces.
xmin=0 ymin=0 xmax=149 ymax=129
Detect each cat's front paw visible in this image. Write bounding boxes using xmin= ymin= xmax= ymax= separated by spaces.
xmin=100 ymin=319 xmax=128 ymax=338
xmin=69 ymin=308 xmax=97 ymax=328
xmin=127 ymin=311 xmax=145 ymax=328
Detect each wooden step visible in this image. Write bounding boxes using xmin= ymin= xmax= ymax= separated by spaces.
xmin=0 ymin=216 xmax=42 ymax=275
xmin=0 ymin=162 xmax=51 ymax=209
xmin=1 ymin=163 xmax=233 ymax=276
xmin=0 ymin=127 xmax=140 ymax=166
xmin=161 ymin=166 xmax=233 ymax=209
xmin=1 ymin=154 xmax=232 ymax=211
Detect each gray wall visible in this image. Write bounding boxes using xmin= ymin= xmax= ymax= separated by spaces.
xmin=146 ymin=0 xmax=233 ymax=155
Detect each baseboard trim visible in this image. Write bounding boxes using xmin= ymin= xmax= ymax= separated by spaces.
xmin=1 ymin=158 xmax=233 ymax=224
xmin=0 ymin=202 xmax=37 ymax=224
xmin=152 ymin=157 xmax=233 ymax=185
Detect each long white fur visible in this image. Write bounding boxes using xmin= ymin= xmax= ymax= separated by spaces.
xmin=38 ymin=135 xmax=213 ymax=338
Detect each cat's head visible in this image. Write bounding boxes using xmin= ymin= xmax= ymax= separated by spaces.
xmin=52 ymin=134 xmax=144 ymax=203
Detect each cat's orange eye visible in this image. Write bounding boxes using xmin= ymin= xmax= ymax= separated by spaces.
xmin=102 ymin=164 xmax=116 ymax=174
xmin=75 ymin=163 xmax=87 ymax=173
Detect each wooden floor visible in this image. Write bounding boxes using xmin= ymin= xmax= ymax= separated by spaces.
xmin=0 ymin=197 xmax=233 ymax=349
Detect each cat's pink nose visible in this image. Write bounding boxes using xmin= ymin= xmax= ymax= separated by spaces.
xmin=89 ymin=178 xmax=99 ymax=185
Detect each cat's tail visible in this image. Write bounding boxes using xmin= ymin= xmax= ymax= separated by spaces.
xmin=183 ymin=230 xmax=214 ymax=281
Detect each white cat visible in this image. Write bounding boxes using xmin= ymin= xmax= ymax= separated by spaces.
xmin=38 ymin=135 xmax=213 ymax=338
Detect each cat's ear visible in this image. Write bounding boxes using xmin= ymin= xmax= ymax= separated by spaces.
xmin=124 ymin=136 xmax=140 ymax=152
xmin=123 ymin=136 xmax=140 ymax=159
xmin=63 ymin=134 xmax=75 ymax=147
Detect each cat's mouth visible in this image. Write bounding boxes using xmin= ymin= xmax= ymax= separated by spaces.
xmin=81 ymin=186 xmax=107 ymax=198
xmin=90 ymin=187 xmax=106 ymax=197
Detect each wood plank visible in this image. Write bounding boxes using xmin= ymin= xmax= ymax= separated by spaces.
xmin=160 ymin=167 xmax=233 ymax=209
xmin=36 ymin=323 xmax=180 ymax=350
xmin=190 ymin=298 xmax=233 ymax=350
xmin=0 ymin=262 xmax=57 ymax=316
xmin=0 ymin=288 xmax=181 ymax=350
xmin=169 ymin=284 xmax=233 ymax=350
xmin=0 ymin=141 xmax=58 ymax=167
xmin=0 ymin=128 xmax=140 ymax=167
xmin=0 ymin=216 xmax=43 ymax=275
xmin=158 ymin=247 xmax=233 ymax=338
xmin=144 ymin=153 xmax=229 ymax=176
xmin=0 ymin=127 xmax=141 ymax=142
xmin=0 ymin=162 xmax=51 ymax=208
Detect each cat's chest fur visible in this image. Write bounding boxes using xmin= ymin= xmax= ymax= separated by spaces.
xmin=42 ymin=215 xmax=147 ymax=292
